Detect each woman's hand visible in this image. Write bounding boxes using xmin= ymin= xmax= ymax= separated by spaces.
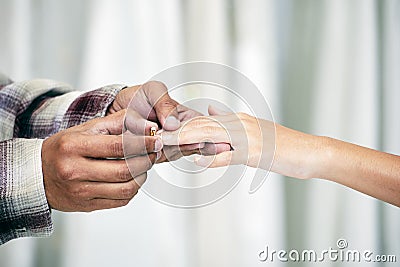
xmin=160 ymin=105 xmax=331 ymax=179
xmin=161 ymin=106 xmax=275 ymax=170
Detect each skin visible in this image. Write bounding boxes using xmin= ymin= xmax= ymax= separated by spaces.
xmin=110 ymin=81 xmax=230 ymax=164
xmin=42 ymin=81 xmax=230 ymax=212
xmin=42 ymin=110 xmax=158 ymax=212
xmin=161 ymin=106 xmax=400 ymax=207
xmin=42 ymin=81 xmax=182 ymax=212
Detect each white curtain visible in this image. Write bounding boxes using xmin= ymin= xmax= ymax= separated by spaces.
xmin=0 ymin=1 xmax=398 ymax=266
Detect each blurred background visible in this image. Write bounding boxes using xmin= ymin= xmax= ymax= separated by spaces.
xmin=0 ymin=0 xmax=399 ymax=266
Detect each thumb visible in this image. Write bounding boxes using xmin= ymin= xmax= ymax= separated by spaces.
xmin=154 ymin=94 xmax=180 ymax=131
xmin=142 ymin=81 xmax=180 ymax=131
xmin=125 ymin=108 xmax=159 ymax=135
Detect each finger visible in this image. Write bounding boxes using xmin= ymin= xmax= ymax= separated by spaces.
xmin=179 ymin=143 xmax=205 ymax=151
xmin=85 ymin=199 xmax=131 ymax=211
xmin=125 ymin=108 xmax=158 ymax=135
xmin=182 ymin=114 xmax=238 ymax=124
xmin=78 ymin=133 xmax=162 ymax=159
xmin=161 ymin=123 xmax=232 ymax=146
xmin=89 ymin=174 xmax=147 ymax=200
xmin=83 ymin=158 xmax=133 ymax=182
xmin=124 ymin=134 xmax=163 ymax=157
xmin=208 ymin=105 xmax=232 ymax=116
xmin=87 ymin=109 xmax=126 ymax=135
xmin=134 ymin=172 xmax=148 ymax=186
xmin=78 ymin=135 xmax=125 ymax=158
xmin=82 ymin=153 xmax=154 ymax=182
xmin=157 ymin=145 xmax=183 ymax=163
xmin=200 ymin=143 xmax=232 ymax=155
xmin=194 ymin=151 xmax=234 ymax=168
xmin=126 ymin=153 xmax=156 ymax=177
xmin=142 ymin=81 xmax=180 ymax=131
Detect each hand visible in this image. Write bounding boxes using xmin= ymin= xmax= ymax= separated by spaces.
xmin=42 ymin=110 xmax=162 ymax=212
xmin=108 ymin=81 xmax=200 ymax=131
xmin=161 ymin=106 xmax=330 ymax=179
xmin=159 ymin=106 xmax=400 ymax=207
xmin=161 ymin=106 xmax=275 ymax=170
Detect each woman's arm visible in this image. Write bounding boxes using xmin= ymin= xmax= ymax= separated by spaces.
xmin=274 ymin=124 xmax=400 ymax=207
xmin=161 ymin=108 xmax=400 ymax=207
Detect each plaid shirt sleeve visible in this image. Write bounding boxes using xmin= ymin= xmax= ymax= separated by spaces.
xmin=0 ymin=73 xmax=125 ymax=244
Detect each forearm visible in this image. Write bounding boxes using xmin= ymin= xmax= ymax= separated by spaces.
xmin=271 ymin=124 xmax=323 ymax=179
xmin=272 ymin=124 xmax=400 ymax=207
xmin=318 ymin=137 xmax=400 ymax=207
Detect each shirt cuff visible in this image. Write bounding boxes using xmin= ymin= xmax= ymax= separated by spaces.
xmin=61 ymin=84 xmax=126 ymax=129
xmin=0 ymin=139 xmax=52 ymax=244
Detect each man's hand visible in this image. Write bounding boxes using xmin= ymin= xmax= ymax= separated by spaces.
xmin=41 ymin=110 xmax=162 ymax=212
xmin=108 ymin=81 xmax=200 ymax=131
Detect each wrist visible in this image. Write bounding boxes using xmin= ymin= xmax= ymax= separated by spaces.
xmin=271 ymin=125 xmax=328 ymax=179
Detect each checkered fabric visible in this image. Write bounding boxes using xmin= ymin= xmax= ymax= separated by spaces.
xmin=0 ymin=73 xmax=125 ymax=244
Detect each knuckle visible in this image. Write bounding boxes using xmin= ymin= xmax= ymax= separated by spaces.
xmin=70 ymin=183 xmax=89 ymax=199
xmin=203 ymin=126 xmax=217 ymax=136
xmin=188 ymin=119 xmax=203 ymax=129
xmin=117 ymin=165 xmax=132 ymax=181
xmin=158 ymin=100 xmax=178 ymax=111
xmin=187 ymin=117 xmax=215 ymax=130
xmin=121 ymin=182 xmax=138 ymax=199
xmin=79 ymin=137 xmax=90 ymax=150
xmin=58 ymin=134 xmax=75 ymax=154
xmin=108 ymin=138 xmax=123 ymax=156
xmin=191 ymin=116 xmax=208 ymax=125
xmin=57 ymin=163 xmax=75 ymax=181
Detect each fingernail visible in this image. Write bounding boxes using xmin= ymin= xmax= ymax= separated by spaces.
xmin=165 ymin=116 xmax=180 ymax=129
xmin=154 ymin=138 xmax=163 ymax=152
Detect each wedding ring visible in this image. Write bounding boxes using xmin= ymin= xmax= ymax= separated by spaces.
xmin=150 ymin=127 xmax=157 ymax=136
